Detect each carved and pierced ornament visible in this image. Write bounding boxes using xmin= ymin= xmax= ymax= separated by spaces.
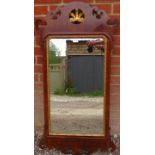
xmin=69 ymin=9 xmax=85 ymax=24
xmin=35 ymin=1 xmax=119 ymax=41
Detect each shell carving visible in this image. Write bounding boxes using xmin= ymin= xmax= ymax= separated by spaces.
xmin=69 ymin=9 xmax=85 ymax=24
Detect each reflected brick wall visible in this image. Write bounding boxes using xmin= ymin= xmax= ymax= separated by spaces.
xmin=34 ymin=0 xmax=120 ymax=134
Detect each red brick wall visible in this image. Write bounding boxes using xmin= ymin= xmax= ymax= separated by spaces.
xmin=34 ymin=0 xmax=120 ymax=134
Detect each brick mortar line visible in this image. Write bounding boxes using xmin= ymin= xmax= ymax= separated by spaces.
xmin=111 ymin=61 xmax=120 ymax=63
xmin=113 ymin=13 xmax=120 ymax=15
xmin=111 ymin=3 xmax=114 ymax=15
xmin=110 ymin=116 xmax=120 ymax=118
xmin=39 ymin=74 xmax=43 ymax=82
xmin=111 ymin=53 xmax=120 ymax=55
xmin=112 ymin=2 xmax=120 ymax=15
xmin=112 ymin=55 xmax=120 ymax=56
xmin=35 ymin=72 xmax=43 ymax=74
xmin=34 ymin=93 xmax=43 ymax=95
xmin=94 ymin=2 xmax=118 ymax=5
xmin=110 ymin=109 xmax=120 ymax=111
xmin=110 ymin=75 xmax=120 ymax=77
xmin=106 ymin=13 xmax=115 ymax=15
xmin=111 ymin=75 xmax=120 ymax=77
xmin=110 ymin=74 xmax=120 ymax=78
xmin=110 ymin=64 xmax=120 ymax=65
xmin=111 ymin=74 xmax=120 ymax=76
xmin=62 ymin=2 xmax=93 ymax=5
xmin=110 ymin=65 xmax=120 ymax=68
xmin=34 ymin=45 xmax=41 ymax=48
xmin=109 ymin=14 xmax=120 ymax=16
xmin=110 ymin=102 xmax=120 ymax=103
xmin=34 ymin=92 xmax=43 ymax=94
xmin=113 ymin=2 xmax=120 ymax=4
xmin=34 ymin=4 xmax=63 ymax=6
xmin=110 ymin=13 xmax=120 ymax=16
xmin=110 ymin=84 xmax=120 ymax=86
xmin=110 ymin=104 xmax=120 ymax=106
xmin=34 ymin=64 xmax=43 ymax=66
xmin=61 ymin=2 xmax=117 ymax=5
xmin=111 ymin=56 xmax=120 ymax=58
xmin=110 ymin=110 xmax=118 ymax=112
xmin=34 ymin=39 xmax=36 ymax=47
xmin=34 ymin=4 xmax=51 ymax=6
xmin=34 ymin=83 xmax=43 ymax=85
xmin=110 ymin=118 xmax=120 ymax=121
xmin=110 ymin=118 xmax=120 ymax=120
xmin=34 ymin=13 xmax=48 ymax=16
xmin=110 ymin=94 xmax=120 ymax=96
xmin=110 ymin=65 xmax=120 ymax=67
xmin=111 ymin=64 xmax=120 ymax=66
xmin=110 ymin=83 xmax=120 ymax=85
xmin=36 ymin=55 xmax=43 ymax=57
xmin=35 ymin=73 xmax=42 ymax=76
xmin=110 ymin=107 xmax=120 ymax=109
xmin=48 ymin=5 xmax=50 ymax=12
xmin=110 ymin=121 xmax=120 ymax=124
xmin=34 ymin=90 xmax=43 ymax=92
xmin=34 ymin=15 xmax=47 ymax=17
xmin=110 ymin=79 xmax=120 ymax=81
xmin=34 ymin=74 xmax=42 ymax=82
xmin=111 ymin=113 xmax=120 ymax=115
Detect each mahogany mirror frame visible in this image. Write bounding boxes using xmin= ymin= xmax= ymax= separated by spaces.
xmin=35 ymin=1 xmax=118 ymax=154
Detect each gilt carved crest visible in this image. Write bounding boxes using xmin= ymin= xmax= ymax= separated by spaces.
xmin=35 ymin=1 xmax=119 ymax=49
xmin=69 ymin=9 xmax=85 ymax=24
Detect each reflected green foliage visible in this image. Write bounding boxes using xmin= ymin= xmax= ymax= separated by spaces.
xmin=49 ymin=42 xmax=61 ymax=64
xmin=54 ymin=87 xmax=102 ymax=97
xmin=54 ymin=88 xmax=65 ymax=95
xmin=66 ymin=87 xmax=79 ymax=95
xmin=82 ymin=89 xmax=102 ymax=97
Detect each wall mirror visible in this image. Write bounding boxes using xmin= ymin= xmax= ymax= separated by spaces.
xmin=35 ymin=1 xmax=118 ymax=154
xmin=48 ymin=37 xmax=106 ymax=136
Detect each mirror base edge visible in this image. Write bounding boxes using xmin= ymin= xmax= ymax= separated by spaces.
xmin=39 ymin=135 xmax=116 ymax=154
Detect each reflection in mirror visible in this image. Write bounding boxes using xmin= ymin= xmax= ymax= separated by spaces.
xmin=48 ymin=38 xmax=105 ymax=136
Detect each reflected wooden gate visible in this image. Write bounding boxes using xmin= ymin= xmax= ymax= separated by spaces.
xmin=68 ymin=55 xmax=104 ymax=94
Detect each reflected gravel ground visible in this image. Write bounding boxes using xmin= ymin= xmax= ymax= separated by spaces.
xmin=34 ymin=132 xmax=120 ymax=155
xmin=50 ymin=96 xmax=104 ymax=135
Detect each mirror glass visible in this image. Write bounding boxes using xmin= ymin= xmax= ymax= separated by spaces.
xmin=48 ymin=37 xmax=106 ymax=136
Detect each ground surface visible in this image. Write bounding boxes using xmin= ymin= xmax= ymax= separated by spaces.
xmin=50 ymin=95 xmax=104 ymax=135
xmin=34 ymin=133 xmax=120 ymax=155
